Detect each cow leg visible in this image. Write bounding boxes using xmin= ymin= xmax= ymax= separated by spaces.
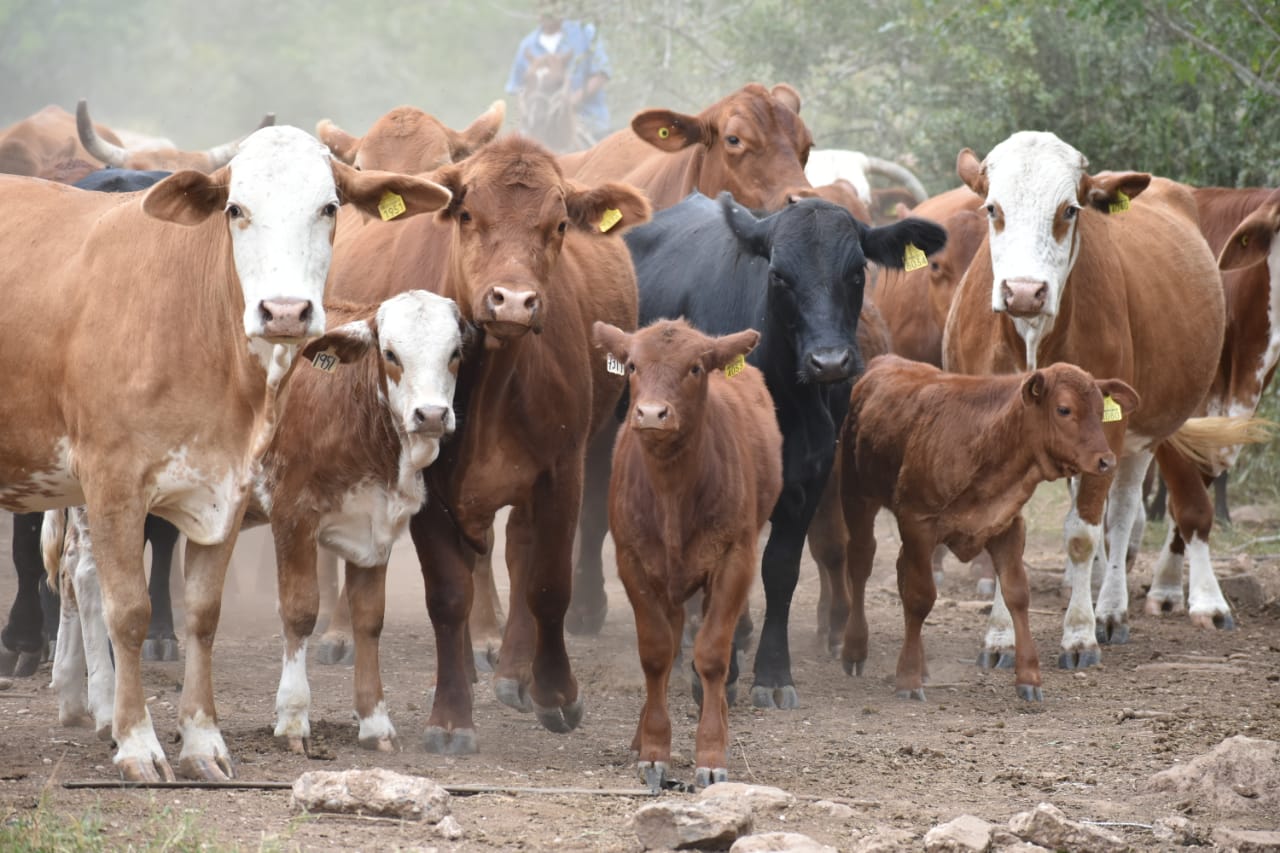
xmin=413 ymin=499 xmax=478 ymax=755
xmin=315 ymin=547 xmax=338 ymax=633
xmin=347 ymin=560 xmax=397 ymax=751
xmin=175 ymin=534 xmax=241 ymax=781
xmin=67 ymin=521 xmax=117 ymax=740
xmin=567 ymin=424 xmax=617 ymax=636
xmin=141 ymin=515 xmax=181 ymax=662
xmin=892 ymin=524 xmax=936 ymax=701
xmin=315 ymin=550 xmax=355 ymax=665
xmin=808 ymin=467 xmax=848 ymax=658
xmin=617 ymin=545 xmax=679 ymax=792
xmin=51 ymin=531 xmax=93 ymax=730
xmin=273 ymin=521 xmax=319 ymax=754
xmin=985 ymin=516 xmax=1042 ymax=701
xmin=468 ymin=526 xmax=503 ymax=672
xmin=839 ymin=493 xmax=878 ymax=678
xmin=1156 ymin=447 xmax=1231 ymax=629
xmin=1148 ymin=519 xmax=1186 ymax=615
xmin=1212 ymin=472 xmax=1230 ymax=524
xmin=1056 ymin=465 xmax=1116 ymax=669
xmin=1094 ymin=450 xmax=1151 ymax=645
xmin=1 ymin=512 xmax=47 ymax=677
xmin=692 ymin=542 xmax=753 ymax=789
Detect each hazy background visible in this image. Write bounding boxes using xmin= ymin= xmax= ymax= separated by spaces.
xmin=2 ymin=0 xmax=1277 ymax=193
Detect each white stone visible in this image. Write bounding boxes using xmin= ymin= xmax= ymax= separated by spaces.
xmin=291 ymin=768 xmax=450 ymax=822
xmin=731 ymin=831 xmax=839 ymax=852
xmin=924 ymin=814 xmax=994 ymax=852
xmin=634 ymin=799 xmax=753 ymax=850
xmin=851 ymin=826 xmax=917 ymax=852
xmin=700 ymin=782 xmax=797 ymax=817
xmin=1007 ymin=803 xmax=1125 ymax=853
xmin=808 ymin=800 xmax=856 ymax=821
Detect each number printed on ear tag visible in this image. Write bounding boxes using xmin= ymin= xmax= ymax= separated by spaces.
xmin=311 ymin=348 xmax=339 ymax=373
xmin=378 ymin=191 xmax=406 ymax=221
xmin=724 ymin=354 xmax=746 ymax=378
xmin=606 ymin=353 xmax=625 ymax=376
xmin=1102 ymin=394 xmax=1122 ymax=423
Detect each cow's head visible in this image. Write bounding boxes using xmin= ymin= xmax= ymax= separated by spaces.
xmin=142 ymin=126 xmax=452 ymax=344
xmin=593 ymin=318 xmax=759 ymax=448
xmin=957 ymin=131 xmax=1150 ymax=346
xmin=720 ymin=192 xmax=947 ymax=384
xmin=1023 ymin=363 xmax=1139 ymax=479
xmin=632 ymin=83 xmax=813 ymax=211
xmin=303 ymin=291 xmax=467 ymax=469
xmin=429 ymin=134 xmax=650 ymax=345
xmin=317 ymin=101 xmax=506 ymax=174
xmin=77 ymin=99 xmax=275 ymax=173
xmin=1217 ymin=191 xmax=1280 ymax=274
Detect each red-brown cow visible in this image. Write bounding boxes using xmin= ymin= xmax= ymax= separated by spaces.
xmin=559 ymin=82 xmax=813 ymax=212
xmin=596 ymin=319 xmax=782 ymax=792
xmin=944 ymin=131 xmax=1236 ymax=669
xmin=840 ymin=355 xmax=1138 ymax=700
xmin=328 ymin=134 xmax=650 ymax=753
xmin=75 ymin=100 xmax=275 ymax=173
xmin=316 ymin=101 xmax=506 ymax=174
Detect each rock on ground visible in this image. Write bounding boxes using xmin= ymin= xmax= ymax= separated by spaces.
xmin=924 ymin=814 xmax=994 ymax=852
xmin=1211 ymin=827 xmax=1280 ymax=852
xmin=730 ymin=831 xmax=839 ymax=852
xmin=807 ymin=800 xmax=856 ymax=821
xmin=700 ymin=782 xmax=797 ymax=817
xmin=291 ymin=768 xmax=451 ymax=824
xmin=1007 ymin=803 xmax=1125 ymax=853
xmin=850 ymin=826 xmax=917 ymax=852
xmin=1149 ymin=735 xmax=1280 ymax=816
xmin=633 ymin=798 xmax=754 ymax=850
xmin=1219 ymin=573 xmax=1267 ymax=612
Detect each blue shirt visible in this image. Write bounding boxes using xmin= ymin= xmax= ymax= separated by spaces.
xmin=505 ymin=20 xmax=611 ymax=137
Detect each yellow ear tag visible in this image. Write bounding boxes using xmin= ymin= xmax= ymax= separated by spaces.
xmin=658 ymin=127 xmax=671 ymax=139
xmin=310 ymin=348 xmax=340 ymax=374
xmin=724 ymin=354 xmax=746 ymax=378
xmin=599 ymin=208 xmax=623 ymax=233
xmin=1102 ymin=394 xmax=1123 ymax=423
xmin=903 ymin=243 xmax=928 ymax=272
xmin=378 ymin=191 xmax=407 ymax=221
xmin=1108 ymin=191 xmax=1130 ymax=215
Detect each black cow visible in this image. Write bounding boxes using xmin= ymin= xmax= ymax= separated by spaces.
xmin=570 ymin=191 xmax=947 ymax=708
xmin=74 ymin=168 xmax=173 ymax=193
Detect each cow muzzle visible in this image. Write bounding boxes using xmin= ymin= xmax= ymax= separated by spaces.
xmin=804 ymin=347 xmax=857 ymax=384
xmin=482 ymin=286 xmax=542 ymax=339
xmin=634 ymin=401 xmax=676 ymax=432
xmin=1000 ymin=278 xmax=1049 ymax=318
xmin=258 ymin=298 xmax=315 ymax=341
xmin=411 ymin=404 xmax=452 ymax=439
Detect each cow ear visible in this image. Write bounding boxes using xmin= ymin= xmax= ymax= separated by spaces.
xmin=301 ymin=319 xmax=376 ymax=367
xmin=143 ymin=168 xmax=230 ymax=226
xmin=719 ymin=191 xmax=772 ymax=259
xmin=334 ymin=160 xmax=452 ymax=220
xmin=771 ymin=83 xmax=802 ymax=114
xmin=1021 ymin=371 xmax=1048 ymax=405
xmin=566 ymin=180 xmax=652 ymax=235
xmin=316 ymin=120 xmax=361 ymax=165
xmin=448 ymin=100 xmax=505 ymax=162
xmin=632 ymin=109 xmax=706 ymax=151
xmin=1083 ymin=171 xmax=1151 ymax=212
xmin=1096 ymin=379 xmax=1140 ymax=417
xmin=956 ymin=148 xmax=987 ymax=197
xmin=860 ymin=216 xmax=948 ymax=270
xmin=1218 ymin=208 xmax=1276 ymax=271
xmin=708 ymin=329 xmax=760 ymax=373
xmin=592 ymin=321 xmax=631 ymax=364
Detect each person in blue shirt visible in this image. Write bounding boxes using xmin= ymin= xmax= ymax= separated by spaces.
xmin=505 ymin=5 xmax=611 ymax=143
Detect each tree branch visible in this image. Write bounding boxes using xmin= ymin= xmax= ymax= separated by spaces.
xmin=1150 ymin=7 xmax=1280 ymax=101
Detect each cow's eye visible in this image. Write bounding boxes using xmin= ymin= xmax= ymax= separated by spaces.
xmin=459 ymin=210 xmax=472 ymax=223
xmin=1056 ymin=405 xmax=1071 ymax=417
xmin=557 ymin=220 xmax=567 ymax=234
xmin=450 ymin=348 xmax=461 ymax=362
xmin=726 ymin=135 xmax=741 ymax=147
xmin=691 ymin=364 xmax=701 ymax=376
xmin=1064 ymin=205 xmax=1078 ymax=221
xmin=322 ymin=201 xmax=339 ymax=218
xmin=384 ymin=349 xmax=400 ymax=366
xmin=627 ymin=362 xmax=636 ymax=374
xmin=226 ymin=203 xmax=243 ymax=219
xmin=985 ymin=203 xmax=996 ymax=218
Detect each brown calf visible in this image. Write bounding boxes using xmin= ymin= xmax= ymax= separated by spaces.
xmin=316 ymin=101 xmax=505 ymax=174
xmin=840 ymin=355 xmax=1138 ymax=700
xmin=596 ymin=319 xmax=782 ymax=792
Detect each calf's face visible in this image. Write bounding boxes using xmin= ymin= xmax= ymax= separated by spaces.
xmin=1023 ymin=363 xmax=1139 ymax=478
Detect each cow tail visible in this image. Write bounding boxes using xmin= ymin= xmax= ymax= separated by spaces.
xmin=1164 ymin=415 xmax=1276 ymax=472
xmin=40 ymin=509 xmax=68 ymax=589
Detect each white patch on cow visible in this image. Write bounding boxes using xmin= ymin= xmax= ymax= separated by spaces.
xmin=805 ymin=149 xmax=873 ymax=206
xmin=150 ymin=446 xmax=243 ymax=545
xmin=113 ymin=710 xmax=168 ymax=773
xmin=0 ymin=436 xmax=84 ymax=511
xmin=226 ymin=127 xmax=334 ymax=342
xmin=1147 ymin=520 xmax=1185 ymax=612
xmin=52 ymin=585 xmax=90 ymax=727
xmin=1059 ymin=504 xmax=1102 ymax=656
xmin=376 ymin=291 xmax=464 ymax=446
xmin=73 ymin=540 xmax=116 ymax=733
xmin=1185 ymin=533 xmax=1231 ymax=622
xmin=246 ymin=339 xmax=301 ymax=389
xmin=980 ymin=132 xmax=1086 ymax=344
xmin=358 ymin=700 xmax=397 ymax=744
xmin=317 ymin=477 xmax=423 ymax=567
xmin=274 ymin=641 xmax=311 ymax=740
xmin=982 ymin=578 xmax=1016 ymax=654
xmin=1093 ymin=451 xmax=1151 ymax=627
xmin=178 ymin=709 xmax=231 ymax=766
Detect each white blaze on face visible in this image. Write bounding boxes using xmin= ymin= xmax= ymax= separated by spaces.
xmin=376 ymin=290 xmax=465 ymax=470
xmin=225 ymin=126 xmax=337 ymax=342
xmin=982 ymin=131 xmax=1087 ymax=355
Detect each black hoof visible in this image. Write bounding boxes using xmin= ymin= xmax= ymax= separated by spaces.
xmin=750 ymin=685 xmax=799 ymax=710
xmin=841 ymin=658 xmax=866 ymax=677
xmin=639 ymin=761 xmax=668 ymax=794
xmin=1016 ymin=684 xmax=1043 ymax=702
xmin=494 ymin=678 xmax=534 ymax=713
xmin=1057 ymin=647 xmax=1101 ymax=670
xmin=1096 ymin=621 xmax=1130 ymax=645
xmin=423 ymin=726 xmax=478 ymax=755
xmin=694 ymin=767 xmax=727 ymax=789
xmin=995 ymin=651 xmax=1016 ymax=670
xmin=895 ymin=687 xmax=926 ymax=701
xmin=314 ymin=639 xmax=354 ymax=666
xmin=472 ymin=647 xmax=498 ymax=674
xmin=534 ymin=696 xmax=584 ymax=733
xmin=1217 ymin=612 xmax=1236 ymax=631
xmin=141 ymin=638 xmax=180 ymax=662
xmin=0 ymin=647 xmax=42 ymax=678
xmin=976 ymin=649 xmax=999 ymax=670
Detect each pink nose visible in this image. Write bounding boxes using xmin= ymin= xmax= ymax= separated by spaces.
xmin=634 ymin=402 xmax=672 ymax=430
xmin=259 ymin=298 xmax=314 ymax=340
xmin=413 ymin=405 xmax=450 ymax=437
xmin=1000 ymin=278 xmax=1048 ymax=317
xmin=486 ymin=286 xmax=540 ymax=329
xmin=1096 ymin=451 xmax=1116 ymax=474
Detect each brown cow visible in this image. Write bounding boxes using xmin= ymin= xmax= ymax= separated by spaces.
xmin=0 ymin=126 xmax=451 ymax=780
xmin=840 ymin=355 xmax=1138 ymax=700
xmin=559 ymin=82 xmax=813 ymax=212
xmin=944 ymin=131 xmax=1234 ymax=669
xmin=596 ymin=319 xmax=782 ymax=792
xmin=75 ymin=100 xmax=275 ymax=173
xmin=316 ymin=101 xmax=506 ymax=174
xmin=328 ymin=134 xmax=650 ymax=753
xmin=0 ymin=104 xmax=122 ymax=178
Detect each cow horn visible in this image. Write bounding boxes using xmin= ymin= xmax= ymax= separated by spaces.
xmin=76 ymin=99 xmax=128 ymax=168
xmin=863 ymin=155 xmax=929 ymax=204
xmin=200 ymin=112 xmax=276 ymax=170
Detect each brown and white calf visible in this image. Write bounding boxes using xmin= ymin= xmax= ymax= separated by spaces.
xmin=840 ymin=355 xmax=1138 ymax=700
xmin=0 ymin=125 xmax=450 ymax=781
xmin=596 ymin=319 xmax=783 ymax=792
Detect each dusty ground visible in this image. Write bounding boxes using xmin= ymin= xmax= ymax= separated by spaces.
xmin=2 ymin=486 xmax=1279 ymax=851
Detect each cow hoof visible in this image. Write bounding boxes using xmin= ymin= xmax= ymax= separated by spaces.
xmin=314 ymin=637 xmax=355 ymax=666
xmin=1095 ymin=620 xmax=1130 ymax=645
xmin=141 ymin=638 xmax=181 ymax=662
xmin=565 ymin=599 xmax=607 ymax=636
xmin=695 ymin=767 xmax=728 ymax=789
xmin=1016 ymin=684 xmax=1043 ymax=702
xmin=1145 ymin=595 xmax=1184 ymax=616
xmin=895 ymin=687 xmax=926 ymax=701
xmin=1190 ymin=611 xmax=1235 ymax=631
xmin=472 ymin=645 xmax=499 ymax=674
xmin=177 ymin=754 xmax=233 ymax=782
xmin=750 ymin=685 xmax=799 ymax=710
xmin=975 ymin=649 xmax=999 ymax=669
xmin=0 ymin=647 xmax=42 ymax=678
xmin=358 ymin=734 xmax=398 ymax=753
xmin=96 ymin=722 xmax=113 ymax=742
xmin=58 ymin=709 xmax=93 ymax=729
xmin=841 ymin=658 xmax=866 ymax=677
xmin=995 ymin=652 xmax=1016 ymax=670
xmin=975 ymin=578 xmax=996 ymax=600
xmin=117 ymin=756 xmax=176 ymax=783
xmin=1057 ymin=647 xmax=1101 ymax=670
xmin=534 ymin=696 xmax=584 ymax=734
xmin=423 ymin=726 xmax=478 ymax=755
xmin=494 ymin=677 xmax=534 ymax=713
xmin=282 ymin=735 xmax=309 ymax=755
xmin=639 ymin=761 xmax=669 ymax=794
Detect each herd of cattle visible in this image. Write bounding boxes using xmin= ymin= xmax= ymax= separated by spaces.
xmin=0 ymin=83 xmax=1276 ymax=793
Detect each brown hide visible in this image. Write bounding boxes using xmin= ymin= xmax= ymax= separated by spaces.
xmin=0 ymin=105 xmax=123 ymax=178
xmin=559 ymin=83 xmax=813 ymax=211
xmin=317 ymin=101 xmax=506 ymax=173
xmin=328 ymin=134 xmax=650 ymax=748
xmin=75 ymin=100 xmax=275 ymax=173
xmin=601 ymin=319 xmax=782 ymax=780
